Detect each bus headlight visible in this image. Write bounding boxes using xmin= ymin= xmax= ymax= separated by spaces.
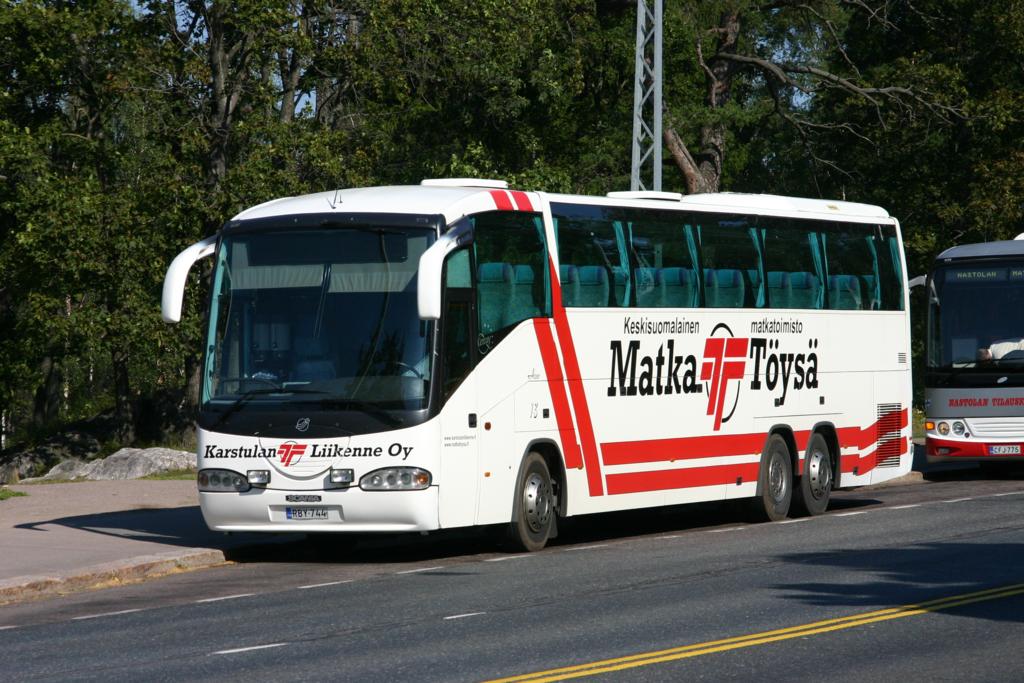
xmin=198 ymin=469 xmax=251 ymax=492
xmin=952 ymin=421 xmax=966 ymax=436
xmin=937 ymin=422 xmax=950 ymax=436
xmin=360 ymin=467 xmax=431 ymax=491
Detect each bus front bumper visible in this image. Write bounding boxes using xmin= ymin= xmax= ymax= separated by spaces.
xmin=926 ymin=436 xmax=1024 ymax=463
xmin=198 ymin=486 xmax=440 ymax=533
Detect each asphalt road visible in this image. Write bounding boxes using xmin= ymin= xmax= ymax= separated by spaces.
xmin=3 ymin=473 xmax=1024 ymax=681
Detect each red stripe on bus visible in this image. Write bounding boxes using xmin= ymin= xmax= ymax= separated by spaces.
xmin=547 ymin=257 xmax=605 ymax=496
xmin=602 ymin=432 xmax=766 ymax=465
xmin=510 ymin=191 xmax=534 ymax=212
xmin=601 ymin=408 xmax=908 ymax=484
xmin=533 ymin=319 xmax=583 ymax=470
xmin=489 ymin=189 xmax=514 ymax=211
xmin=606 ymin=463 xmax=761 ymax=495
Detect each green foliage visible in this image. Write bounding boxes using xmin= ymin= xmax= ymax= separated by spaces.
xmin=1 ymin=0 xmax=1022 ymax=448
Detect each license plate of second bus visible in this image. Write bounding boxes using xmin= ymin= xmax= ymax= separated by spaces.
xmin=286 ymin=507 xmax=329 ymax=520
xmin=989 ymin=445 xmax=1021 ymax=455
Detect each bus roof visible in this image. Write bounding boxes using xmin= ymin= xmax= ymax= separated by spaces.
xmin=936 ymin=239 xmax=1024 ymax=261
xmin=231 ymin=182 xmax=892 ymax=225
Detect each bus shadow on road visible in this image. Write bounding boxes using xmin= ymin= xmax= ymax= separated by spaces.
xmin=773 ymin=542 xmax=1024 ymax=622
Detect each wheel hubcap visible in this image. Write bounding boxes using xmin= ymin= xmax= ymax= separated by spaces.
xmin=806 ymin=448 xmax=832 ymax=500
xmin=523 ymin=473 xmax=552 ymax=533
xmin=768 ymin=453 xmax=787 ymax=503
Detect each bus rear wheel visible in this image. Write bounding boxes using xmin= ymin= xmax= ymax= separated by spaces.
xmin=793 ymin=433 xmax=833 ymax=516
xmin=748 ymin=434 xmax=793 ymax=522
xmin=506 ymin=452 xmax=555 ymax=552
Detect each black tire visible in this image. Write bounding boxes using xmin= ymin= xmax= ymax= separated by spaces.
xmin=793 ymin=432 xmax=833 ymax=516
xmin=748 ymin=434 xmax=793 ymax=522
xmin=506 ymin=452 xmax=556 ymax=552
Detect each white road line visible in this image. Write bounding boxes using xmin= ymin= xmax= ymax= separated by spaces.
xmin=661 ymin=535 xmax=682 ymax=539
xmin=992 ymin=491 xmax=1024 ymax=497
xmin=778 ymin=518 xmax=810 ymax=524
xmin=484 ymin=555 xmax=534 ymax=562
xmin=211 ymin=643 xmax=288 ymax=656
xmin=195 ymin=593 xmax=256 ymax=603
xmin=396 ymin=566 xmax=443 ymax=575
xmin=943 ymin=497 xmax=974 ymax=503
xmin=443 ymin=612 xmax=486 ymax=621
xmin=298 ymin=580 xmax=353 ymax=590
xmin=72 ymin=609 xmax=143 ymax=621
xmin=708 ymin=526 xmax=745 ymax=533
xmin=833 ymin=511 xmax=868 ymax=517
xmin=564 ymin=544 xmax=609 ymax=551
xmin=0 ymin=625 xmax=17 ymax=630
xmin=890 ymin=504 xmax=921 ymax=510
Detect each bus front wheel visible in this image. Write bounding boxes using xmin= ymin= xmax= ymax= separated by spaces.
xmin=749 ymin=434 xmax=793 ymax=522
xmin=506 ymin=452 xmax=555 ymax=552
xmin=793 ymin=433 xmax=833 ymax=516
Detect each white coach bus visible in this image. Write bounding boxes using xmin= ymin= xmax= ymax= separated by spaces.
xmin=925 ymin=238 xmax=1024 ymax=465
xmin=162 ymin=179 xmax=911 ymax=550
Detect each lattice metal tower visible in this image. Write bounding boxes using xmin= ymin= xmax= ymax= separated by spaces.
xmin=630 ymin=0 xmax=663 ymax=191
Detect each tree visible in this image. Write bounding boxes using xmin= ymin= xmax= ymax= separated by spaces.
xmin=662 ymin=1 xmax=963 ymax=195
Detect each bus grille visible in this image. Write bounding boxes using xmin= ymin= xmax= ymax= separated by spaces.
xmin=965 ymin=418 xmax=1024 ymax=438
xmin=876 ymin=403 xmax=903 ymax=468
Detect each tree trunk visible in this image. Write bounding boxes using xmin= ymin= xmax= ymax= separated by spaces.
xmin=665 ymin=10 xmax=741 ymax=194
xmin=32 ymin=356 xmax=62 ymax=428
xmin=111 ymin=348 xmax=134 ymax=442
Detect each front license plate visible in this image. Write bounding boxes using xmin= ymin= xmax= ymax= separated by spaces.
xmin=286 ymin=507 xmax=329 ymax=520
xmin=989 ymin=444 xmax=1021 ymax=455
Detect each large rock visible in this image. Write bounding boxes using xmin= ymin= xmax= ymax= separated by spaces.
xmin=0 ymin=430 xmax=103 ymax=483
xmin=26 ymin=447 xmax=195 ymax=482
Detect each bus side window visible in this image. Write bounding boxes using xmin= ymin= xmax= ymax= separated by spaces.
xmin=629 ymin=212 xmax=700 ymax=308
xmin=823 ymin=223 xmax=878 ymax=311
xmin=442 ymin=249 xmax=474 ymax=400
xmin=762 ymin=218 xmax=825 ymax=310
xmin=471 ymin=212 xmax=550 ymax=342
xmin=875 ymin=225 xmax=905 ymax=311
xmin=552 ymin=203 xmax=631 ymax=307
xmin=697 ymin=215 xmax=764 ymax=308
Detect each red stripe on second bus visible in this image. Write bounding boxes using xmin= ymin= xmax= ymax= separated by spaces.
xmin=489 ymin=189 xmax=514 ymax=211
xmin=532 ymin=319 xmax=583 ymax=470
xmin=606 ymin=463 xmax=761 ymax=495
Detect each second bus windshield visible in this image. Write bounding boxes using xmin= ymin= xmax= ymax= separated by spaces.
xmin=928 ymin=261 xmax=1024 ymax=369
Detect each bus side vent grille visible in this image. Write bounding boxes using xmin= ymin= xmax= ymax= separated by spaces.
xmin=876 ymin=403 xmax=903 ymax=468
xmin=897 ymin=352 xmax=908 ymax=364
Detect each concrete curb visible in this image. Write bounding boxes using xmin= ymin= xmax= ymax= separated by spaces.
xmin=857 ymin=471 xmax=925 ymax=490
xmin=0 ymin=548 xmax=228 ymax=606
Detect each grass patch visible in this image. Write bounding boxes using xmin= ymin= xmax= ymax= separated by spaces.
xmin=141 ymin=469 xmax=196 ymax=481
xmin=912 ymin=407 xmax=926 ymax=440
xmin=0 ymin=488 xmax=27 ymax=501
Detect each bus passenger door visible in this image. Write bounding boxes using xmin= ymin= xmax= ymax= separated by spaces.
xmin=437 ymin=250 xmax=481 ymax=528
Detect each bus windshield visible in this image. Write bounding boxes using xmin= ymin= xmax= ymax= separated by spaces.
xmin=203 ymin=224 xmax=435 ymax=412
xmin=928 ymin=260 xmax=1024 ymax=371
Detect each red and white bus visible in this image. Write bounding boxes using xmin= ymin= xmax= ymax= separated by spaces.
xmin=162 ymin=179 xmax=912 ymax=550
xmin=925 ymin=238 xmax=1024 ymax=465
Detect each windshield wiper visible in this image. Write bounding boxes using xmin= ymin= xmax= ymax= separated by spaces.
xmin=312 ymin=398 xmax=403 ymax=427
xmin=213 ymin=387 xmax=328 ymax=426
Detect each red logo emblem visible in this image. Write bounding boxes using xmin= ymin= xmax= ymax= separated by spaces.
xmin=279 ymin=442 xmax=307 ymax=467
xmin=701 ymin=325 xmax=749 ymax=431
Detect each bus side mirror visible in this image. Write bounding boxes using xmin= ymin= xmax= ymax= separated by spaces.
xmin=417 ymin=223 xmax=474 ymax=320
xmin=162 ymin=236 xmax=218 ymax=323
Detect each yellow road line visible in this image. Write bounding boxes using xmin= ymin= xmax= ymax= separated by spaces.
xmin=486 ymin=582 xmax=1024 ymax=683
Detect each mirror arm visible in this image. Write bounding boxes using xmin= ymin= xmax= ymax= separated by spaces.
xmin=161 ymin=236 xmax=218 ymax=323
